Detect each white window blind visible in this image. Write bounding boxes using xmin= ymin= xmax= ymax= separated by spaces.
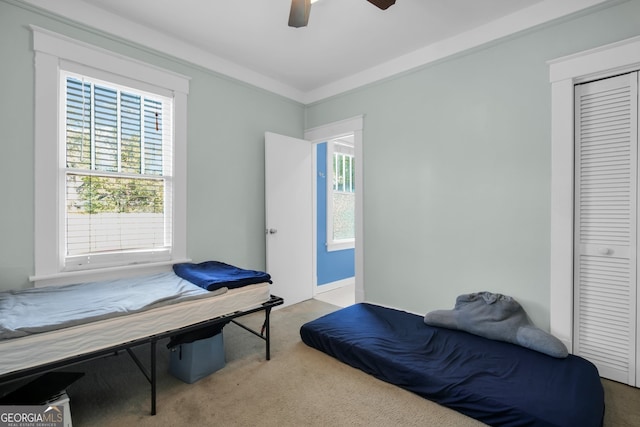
xmin=63 ymin=73 xmax=174 ymax=270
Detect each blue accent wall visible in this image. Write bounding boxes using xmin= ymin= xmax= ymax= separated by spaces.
xmin=317 ymin=143 xmax=355 ymax=286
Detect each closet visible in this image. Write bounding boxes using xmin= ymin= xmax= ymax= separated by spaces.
xmin=574 ymin=71 xmax=639 ymax=386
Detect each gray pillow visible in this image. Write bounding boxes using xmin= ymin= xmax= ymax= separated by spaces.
xmin=424 ymin=292 xmax=568 ymax=358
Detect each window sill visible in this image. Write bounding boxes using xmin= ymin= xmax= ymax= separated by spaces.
xmin=327 ymin=241 xmax=355 ymax=252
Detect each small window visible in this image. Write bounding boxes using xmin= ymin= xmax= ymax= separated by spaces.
xmin=327 ymin=136 xmax=355 ymax=251
xmin=62 ymin=74 xmax=174 ymax=270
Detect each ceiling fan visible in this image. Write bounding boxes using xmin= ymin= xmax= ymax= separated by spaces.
xmin=288 ymin=0 xmax=396 ymax=28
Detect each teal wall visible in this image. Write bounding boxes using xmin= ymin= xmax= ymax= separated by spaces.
xmin=0 ymin=0 xmax=304 ymax=291
xmin=305 ymin=0 xmax=640 ymax=330
xmin=2 ymin=0 xmax=640 ymax=331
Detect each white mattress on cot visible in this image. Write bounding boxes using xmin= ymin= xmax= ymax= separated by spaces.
xmin=0 ymin=281 xmax=270 ymax=376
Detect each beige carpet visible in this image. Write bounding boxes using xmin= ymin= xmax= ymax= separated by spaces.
xmin=55 ymin=299 xmax=639 ymax=426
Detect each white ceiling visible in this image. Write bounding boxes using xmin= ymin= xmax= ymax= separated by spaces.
xmin=23 ymin=0 xmax=613 ymax=103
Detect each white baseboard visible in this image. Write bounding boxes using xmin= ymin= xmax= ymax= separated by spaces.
xmin=315 ymin=277 xmax=354 ymax=294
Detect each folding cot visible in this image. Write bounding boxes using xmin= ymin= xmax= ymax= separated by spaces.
xmin=0 ymin=262 xmax=282 ymax=414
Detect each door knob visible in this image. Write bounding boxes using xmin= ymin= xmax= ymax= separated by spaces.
xmin=597 ymin=247 xmax=612 ymax=255
xmin=268 ymin=228 xmax=278 ymax=234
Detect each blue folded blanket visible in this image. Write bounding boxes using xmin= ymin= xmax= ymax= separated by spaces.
xmin=173 ymin=261 xmax=272 ymax=291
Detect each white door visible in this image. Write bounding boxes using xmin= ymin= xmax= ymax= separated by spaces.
xmin=574 ymin=72 xmax=639 ymax=386
xmin=265 ymin=132 xmax=313 ymax=307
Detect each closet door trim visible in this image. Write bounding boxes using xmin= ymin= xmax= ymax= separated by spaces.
xmin=549 ymin=35 xmax=640 ymax=353
xmin=573 ymin=72 xmax=638 ymax=385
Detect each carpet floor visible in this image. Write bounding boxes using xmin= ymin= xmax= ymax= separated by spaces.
xmin=16 ymin=299 xmax=640 ymax=426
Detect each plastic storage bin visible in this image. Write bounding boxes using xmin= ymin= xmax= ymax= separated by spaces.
xmin=169 ymin=332 xmax=225 ymax=383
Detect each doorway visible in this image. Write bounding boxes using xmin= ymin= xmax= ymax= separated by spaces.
xmin=313 ymin=137 xmax=356 ymax=307
xmin=264 ymin=116 xmax=363 ymax=308
xmin=305 ymin=116 xmax=364 ymax=306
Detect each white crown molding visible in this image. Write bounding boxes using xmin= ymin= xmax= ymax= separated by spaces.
xmin=18 ymin=0 xmax=306 ymax=102
xmin=19 ymin=0 xmax=622 ymax=105
xmin=303 ymin=0 xmax=622 ymax=103
xmin=548 ymin=33 xmax=640 ymax=82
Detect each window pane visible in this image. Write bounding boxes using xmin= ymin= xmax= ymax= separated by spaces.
xmin=66 ymin=173 xmax=166 ymax=256
xmin=330 ymin=141 xmax=355 ymax=243
xmin=66 ymin=78 xmax=92 ymax=169
xmin=120 ymin=92 xmax=142 ymax=173
xmin=63 ymin=74 xmax=172 ymax=265
xmin=332 ymin=192 xmax=355 ymax=240
xmin=94 ymin=85 xmax=118 ymax=172
xmin=333 ymin=152 xmax=355 ymax=193
xmin=144 ymin=98 xmax=163 ymax=175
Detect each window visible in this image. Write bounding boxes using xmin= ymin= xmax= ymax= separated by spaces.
xmin=63 ymin=74 xmax=173 ymax=270
xmin=327 ymin=136 xmax=355 ymax=250
xmin=32 ymin=26 xmax=190 ymax=285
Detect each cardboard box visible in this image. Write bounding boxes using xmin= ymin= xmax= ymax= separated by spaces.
xmin=169 ymin=332 xmax=225 ymax=384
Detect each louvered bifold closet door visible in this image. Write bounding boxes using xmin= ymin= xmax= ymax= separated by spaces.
xmin=574 ymin=72 xmax=639 ymax=386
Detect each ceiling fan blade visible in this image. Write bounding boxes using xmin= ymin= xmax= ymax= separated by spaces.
xmin=288 ymin=0 xmax=311 ymax=28
xmin=366 ymin=0 xmax=396 ymax=10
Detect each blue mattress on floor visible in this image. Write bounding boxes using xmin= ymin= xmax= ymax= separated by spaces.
xmin=300 ymin=303 xmax=604 ymax=427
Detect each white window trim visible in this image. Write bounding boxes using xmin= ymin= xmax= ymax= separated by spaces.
xmin=548 ymin=35 xmax=640 ymax=351
xmin=305 ymin=116 xmax=364 ymax=302
xmin=326 ymin=137 xmax=355 ymax=252
xmin=30 ymin=26 xmax=191 ymax=286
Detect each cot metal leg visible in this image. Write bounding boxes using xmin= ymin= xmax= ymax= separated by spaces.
xmin=125 ymin=342 xmax=157 ymax=415
xmin=265 ymin=307 xmax=272 ymax=361
xmin=151 ymin=340 xmax=157 ymax=415
xmin=231 ymin=305 xmax=274 ymax=361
